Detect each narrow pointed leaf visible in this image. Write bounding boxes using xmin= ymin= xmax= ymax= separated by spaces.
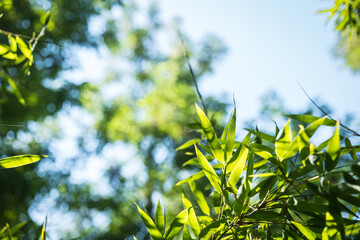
xmin=175 ymin=171 xmax=205 ymax=187
xmin=291 ymin=221 xmax=317 ymax=240
xmin=285 ymin=114 xmax=336 ymax=126
xmin=224 ymin=108 xmax=236 ymax=161
xmin=305 ymin=116 xmax=330 ymax=137
xmin=176 ymin=138 xmax=201 ymax=151
xmin=245 ymin=128 xmax=275 ymax=143
xmin=228 ymin=145 xmax=248 ymax=187
xmin=195 ymin=145 xmax=222 ymax=193
xmin=275 ymin=120 xmax=292 ymax=161
xmin=164 ymin=209 xmax=188 ymax=240
xmin=135 ymin=203 xmax=162 ymax=240
xmin=189 ymin=181 xmax=210 ymax=216
xmin=195 ymin=104 xmax=225 ymax=163
xmin=0 ymin=155 xmax=47 ymax=169
xmin=40 ymin=216 xmax=47 ymax=240
xmin=155 ymin=201 xmax=165 ymax=234
xmin=182 ymin=192 xmax=200 ymax=236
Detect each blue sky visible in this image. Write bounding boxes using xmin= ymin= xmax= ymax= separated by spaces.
xmin=155 ymin=0 xmax=360 ymax=127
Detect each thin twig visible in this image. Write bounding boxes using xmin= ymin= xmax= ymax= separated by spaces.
xmin=297 ymin=81 xmax=360 ymax=137
xmin=178 ymin=31 xmax=208 ymax=116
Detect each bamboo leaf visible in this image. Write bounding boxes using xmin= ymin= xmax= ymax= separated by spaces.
xmin=224 ymin=108 xmax=236 ymax=161
xmin=40 ymin=216 xmax=47 ymax=240
xmin=275 ymin=120 xmax=292 ymax=161
xmin=285 ymin=114 xmax=336 ymax=126
xmin=176 ymin=138 xmax=201 ymax=151
xmin=175 ymin=171 xmax=205 ymax=187
xmin=155 ymin=201 xmax=165 ymax=234
xmin=189 ymin=181 xmax=210 ymax=216
xmin=182 ymin=192 xmax=200 ymax=236
xmin=195 ymin=104 xmax=225 ymax=163
xmin=135 ymin=203 xmax=163 ymax=240
xmin=291 ymin=221 xmax=317 ymax=240
xmin=195 ymin=145 xmax=222 ymax=193
xmin=325 ymin=121 xmax=340 ymax=171
xmin=0 ymin=154 xmax=47 ymax=169
xmin=164 ymin=209 xmax=188 ymax=240
xmin=228 ymin=144 xmax=248 ymax=187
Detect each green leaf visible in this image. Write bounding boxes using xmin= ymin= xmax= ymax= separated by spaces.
xmin=224 ymin=108 xmax=236 ymax=161
xmin=40 ymin=216 xmax=47 ymax=240
xmin=164 ymin=209 xmax=188 ymax=240
xmin=291 ymin=221 xmax=317 ymax=240
xmin=249 ymin=173 xmax=276 ymax=178
xmin=175 ymin=171 xmax=205 ymax=187
xmin=285 ymin=114 xmax=336 ymax=126
xmin=0 ymin=71 xmax=26 ymax=105
xmin=325 ymin=121 xmax=340 ymax=171
xmin=155 ymin=201 xmax=165 ymax=234
xmin=135 ymin=203 xmax=163 ymax=240
xmin=176 ymin=138 xmax=201 ymax=151
xmin=16 ymin=37 xmax=33 ymax=63
xmin=195 ymin=145 xmax=222 ymax=193
xmin=304 ymin=116 xmax=331 ymax=138
xmin=182 ymin=192 xmax=200 ymax=237
xmin=189 ymin=181 xmax=210 ymax=216
xmin=9 ymin=36 xmax=17 ymax=52
xmin=0 ymin=154 xmax=47 ymax=169
xmin=195 ymin=104 xmax=225 ymax=163
xmin=245 ymin=128 xmax=275 ymax=143
xmin=0 ymin=44 xmax=10 ymax=54
xmin=275 ymin=120 xmax=292 ymax=161
xmin=228 ymin=144 xmax=249 ymax=187
xmin=249 ymin=143 xmax=273 ymax=159
xmin=199 ymin=220 xmax=225 ymax=238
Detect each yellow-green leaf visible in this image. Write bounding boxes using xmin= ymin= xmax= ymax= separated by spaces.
xmin=291 ymin=221 xmax=317 ymax=240
xmin=135 ymin=203 xmax=162 ymax=240
xmin=224 ymin=108 xmax=236 ymax=161
xmin=164 ymin=209 xmax=188 ymax=240
xmin=275 ymin=120 xmax=292 ymax=161
xmin=195 ymin=145 xmax=222 ymax=193
xmin=155 ymin=201 xmax=165 ymax=234
xmin=176 ymin=138 xmax=201 ymax=151
xmin=326 ymin=121 xmax=340 ymax=161
xmin=195 ymin=104 xmax=225 ymax=163
xmin=228 ymin=144 xmax=248 ymax=187
xmin=16 ymin=37 xmax=33 ymax=63
xmin=0 ymin=154 xmax=47 ymax=169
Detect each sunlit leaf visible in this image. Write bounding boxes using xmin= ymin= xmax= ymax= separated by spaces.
xmin=224 ymin=108 xmax=236 ymax=161
xmin=249 ymin=143 xmax=273 ymax=159
xmin=291 ymin=221 xmax=317 ymax=240
xmin=195 ymin=145 xmax=222 ymax=193
xmin=164 ymin=209 xmax=188 ymax=240
xmin=0 ymin=154 xmax=47 ymax=169
xmin=195 ymin=104 xmax=225 ymax=163
xmin=245 ymin=128 xmax=275 ymax=143
xmin=325 ymin=121 xmax=340 ymax=171
xmin=182 ymin=192 xmax=200 ymax=236
xmin=189 ymin=181 xmax=210 ymax=216
xmin=249 ymin=173 xmax=276 ymax=178
xmin=176 ymin=138 xmax=201 ymax=151
xmin=228 ymin=144 xmax=248 ymax=187
xmin=40 ymin=216 xmax=47 ymax=240
xmin=199 ymin=220 xmax=225 ymax=239
xmin=16 ymin=37 xmax=33 ymax=63
xmin=275 ymin=120 xmax=292 ymax=161
xmin=155 ymin=201 xmax=165 ymax=234
xmin=285 ymin=114 xmax=336 ymax=126
xmin=135 ymin=203 xmax=162 ymax=240
xmin=9 ymin=36 xmax=17 ymax=52
xmin=175 ymin=171 xmax=205 ymax=187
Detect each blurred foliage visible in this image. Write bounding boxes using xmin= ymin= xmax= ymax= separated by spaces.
xmin=319 ymin=0 xmax=360 ymax=72
xmin=0 ymin=0 xmax=227 ymax=239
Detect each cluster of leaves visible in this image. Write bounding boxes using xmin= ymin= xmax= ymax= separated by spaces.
xmin=137 ymin=104 xmax=360 ymax=239
xmin=0 ymin=12 xmax=50 ymax=105
xmin=320 ymin=0 xmax=360 ymax=35
xmin=0 ymin=154 xmax=47 ymax=239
